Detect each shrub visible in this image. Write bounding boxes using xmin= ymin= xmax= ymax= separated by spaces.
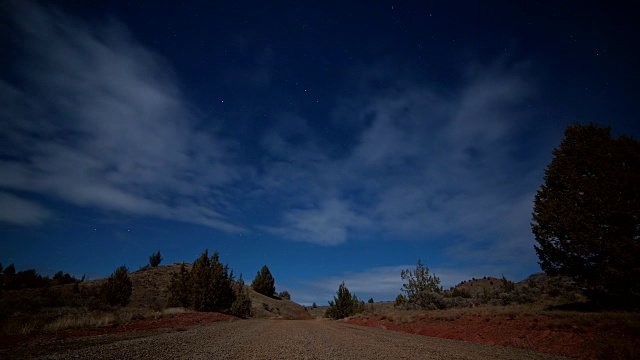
xmin=149 ymin=251 xmax=162 ymax=267
xmin=251 ymin=265 xmax=276 ymax=297
xmin=401 ymin=259 xmax=442 ymax=308
xmin=394 ymin=294 xmax=407 ymax=307
xmin=312 ymin=302 xmax=317 ymax=308
xmin=230 ymin=276 xmax=252 ymax=318
xmin=3 ymin=264 xmax=15 ymax=276
xmin=168 ymin=263 xmax=191 ymax=308
xmin=278 ymin=290 xmax=291 ymax=300
xmin=101 ymin=265 xmax=132 ymax=307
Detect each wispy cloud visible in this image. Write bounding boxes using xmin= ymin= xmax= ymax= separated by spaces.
xmin=0 ymin=1 xmax=245 ymax=231
xmin=260 ymin=60 xmax=544 ymax=256
xmin=287 ymin=263 xmax=503 ymax=305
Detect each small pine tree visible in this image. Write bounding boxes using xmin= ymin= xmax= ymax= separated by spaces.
xmin=230 ymin=275 xmax=252 ymax=318
xmin=149 ymin=251 xmax=162 ymax=267
xmin=325 ymin=282 xmax=363 ymax=320
xmin=251 ymin=265 xmax=276 ymax=297
xmin=102 ymin=265 xmax=132 ymax=307
xmin=368 ymin=297 xmax=374 ymax=304
xmin=312 ymin=302 xmax=317 ymax=308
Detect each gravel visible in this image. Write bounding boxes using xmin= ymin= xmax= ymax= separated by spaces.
xmin=2 ymin=319 xmax=568 ymax=360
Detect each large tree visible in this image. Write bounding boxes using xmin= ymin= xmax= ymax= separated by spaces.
xmin=532 ymin=123 xmax=640 ymax=307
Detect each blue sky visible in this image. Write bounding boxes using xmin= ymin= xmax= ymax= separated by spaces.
xmin=1 ymin=1 xmax=639 ymax=305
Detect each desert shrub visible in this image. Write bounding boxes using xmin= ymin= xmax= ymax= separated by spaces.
xmin=451 ymin=288 xmax=472 ymax=298
xmin=278 ymin=290 xmax=291 ymax=300
xmin=149 ymin=250 xmax=162 ymax=267
xmin=230 ymin=276 xmax=252 ymax=318
xmin=3 ymin=264 xmax=15 ymax=276
xmin=325 ymin=282 xmax=363 ymax=319
xmin=251 ymin=265 xmax=276 ymax=297
xmin=544 ymin=275 xmax=581 ymax=302
xmin=53 ymin=271 xmax=83 ymax=285
xmin=501 ymin=275 xmax=516 ymax=293
xmin=394 ymin=294 xmax=407 ymax=307
xmin=101 ymin=265 xmax=132 ymax=307
xmin=1 ymin=265 xmax=49 ymax=290
xmin=401 ymin=259 xmax=442 ymax=308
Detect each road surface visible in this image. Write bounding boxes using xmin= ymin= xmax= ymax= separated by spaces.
xmin=3 ymin=319 xmax=567 ymax=359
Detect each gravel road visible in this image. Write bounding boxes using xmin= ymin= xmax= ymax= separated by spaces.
xmin=3 ymin=319 xmax=568 ymax=360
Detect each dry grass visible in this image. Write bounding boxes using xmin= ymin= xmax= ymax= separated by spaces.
xmin=353 ymin=301 xmax=640 ymax=335
xmin=0 ymin=307 xmax=195 ymax=336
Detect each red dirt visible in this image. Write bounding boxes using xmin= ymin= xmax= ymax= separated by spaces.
xmin=0 ymin=312 xmax=236 ymax=348
xmin=347 ymin=314 xmax=635 ymax=359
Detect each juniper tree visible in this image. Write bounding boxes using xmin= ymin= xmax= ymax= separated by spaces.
xmin=230 ymin=275 xmax=253 ymax=318
xmin=401 ymin=259 xmax=442 ymax=308
xmin=325 ymin=282 xmax=363 ymax=319
xmin=251 ymin=265 xmax=276 ymax=297
xmin=149 ymin=250 xmax=162 ymax=267
xmin=168 ymin=263 xmax=191 ymax=307
xmin=532 ymin=123 xmax=640 ymax=307
xmin=102 ymin=265 xmax=132 ymax=307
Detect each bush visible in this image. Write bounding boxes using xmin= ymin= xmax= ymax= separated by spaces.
xmin=325 ymin=282 xmax=364 ymax=319
xmin=251 ymin=265 xmax=276 ymax=297
xmin=168 ymin=263 xmax=191 ymax=308
xmin=149 ymin=251 xmax=162 ymax=267
xmin=230 ymin=276 xmax=252 ymax=318
xmin=394 ymin=294 xmax=407 ymax=307
xmin=401 ymin=259 xmax=442 ymax=308
xmin=101 ymin=265 xmax=132 ymax=307
xmin=278 ymin=290 xmax=291 ymax=300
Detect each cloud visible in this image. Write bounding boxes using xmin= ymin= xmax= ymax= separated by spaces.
xmin=0 ymin=1 xmax=245 ymax=232
xmin=0 ymin=192 xmax=51 ymax=225
xmin=287 ymin=263 xmax=502 ymax=305
xmin=259 ymin=60 xmax=542 ymax=254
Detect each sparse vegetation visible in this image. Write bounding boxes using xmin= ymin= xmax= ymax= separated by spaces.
xmin=278 ymin=290 xmax=291 ymax=300
xmin=251 ymin=265 xmax=276 ymax=297
xmin=149 ymin=250 xmax=162 ymax=267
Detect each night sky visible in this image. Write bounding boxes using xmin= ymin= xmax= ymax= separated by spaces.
xmin=1 ymin=1 xmax=639 ymax=305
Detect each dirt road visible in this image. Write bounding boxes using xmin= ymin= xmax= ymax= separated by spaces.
xmin=3 ymin=319 xmax=567 ymax=359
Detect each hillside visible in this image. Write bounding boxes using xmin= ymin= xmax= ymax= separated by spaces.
xmin=125 ymin=264 xmax=311 ymax=319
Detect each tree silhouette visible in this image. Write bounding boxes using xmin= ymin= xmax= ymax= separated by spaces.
xmin=251 ymin=265 xmax=276 ymax=297
xmin=532 ymin=123 xmax=640 ymax=307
